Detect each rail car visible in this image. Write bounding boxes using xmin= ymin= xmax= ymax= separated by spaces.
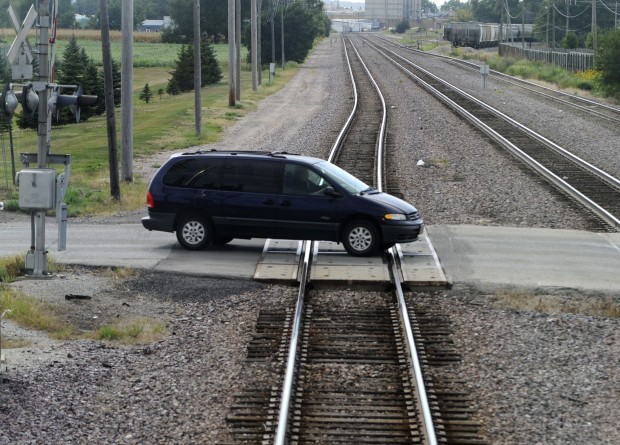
xmin=444 ymin=22 xmax=535 ymax=48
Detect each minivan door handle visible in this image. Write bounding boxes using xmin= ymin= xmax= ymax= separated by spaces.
xmin=280 ymin=200 xmax=292 ymax=207
xmin=263 ymin=199 xmax=275 ymax=205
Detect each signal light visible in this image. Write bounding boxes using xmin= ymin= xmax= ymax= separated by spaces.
xmin=48 ymin=86 xmax=97 ymax=123
xmin=1 ymin=84 xmax=19 ymax=118
xmin=14 ymin=83 xmax=40 ymax=118
xmin=70 ymin=86 xmax=98 ymax=123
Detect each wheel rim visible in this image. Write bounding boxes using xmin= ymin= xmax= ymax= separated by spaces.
xmin=182 ymin=221 xmax=205 ymax=245
xmin=348 ymin=226 xmax=373 ymax=252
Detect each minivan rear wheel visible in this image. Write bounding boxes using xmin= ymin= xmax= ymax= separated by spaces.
xmin=343 ymin=220 xmax=378 ymax=256
xmin=176 ymin=214 xmax=213 ymax=250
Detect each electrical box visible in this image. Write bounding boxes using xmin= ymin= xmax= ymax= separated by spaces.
xmin=16 ymin=168 xmax=57 ymax=210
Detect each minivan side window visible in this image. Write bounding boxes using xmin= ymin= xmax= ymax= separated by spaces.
xmin=282 ymin=163 xmax=329 ymax=195
xmin=162 ymin=158 xmax=224 ymax=189
xmin=221 ymin=159 xmax=280 ymax=193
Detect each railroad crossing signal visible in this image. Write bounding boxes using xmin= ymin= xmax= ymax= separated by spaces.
xmin=7 ymin=4 xmax=37 ymax=81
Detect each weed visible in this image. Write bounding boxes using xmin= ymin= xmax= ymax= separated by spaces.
xmin=94 ymin=318 xmax=166 ymax=344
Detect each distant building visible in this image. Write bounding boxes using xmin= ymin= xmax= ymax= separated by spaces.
xmin=364 ymin=0 xmax=421 ymax=28
xmin=331 ymin=19 xmax=375 ymax=32
xmin=139 ymin=16 xmax=172 ymax=32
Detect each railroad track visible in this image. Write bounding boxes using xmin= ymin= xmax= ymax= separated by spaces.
xmin=225 ymin=36 xmax=485 ymax=445
xmin=371 ymin=35 xmax=620 ymax=124
xmin=357 ymin=35 xmax=620 ymax=232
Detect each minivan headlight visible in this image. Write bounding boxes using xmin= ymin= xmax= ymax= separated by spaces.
xmin=384 ymin=213 xmax=406 ymax=221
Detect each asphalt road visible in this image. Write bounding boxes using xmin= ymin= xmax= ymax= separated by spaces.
xmin=2 ymin=216 xmax=620 ymax=293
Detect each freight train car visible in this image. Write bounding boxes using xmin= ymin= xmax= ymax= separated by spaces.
xmin=444 ymin=22 xmax=534 ymax=48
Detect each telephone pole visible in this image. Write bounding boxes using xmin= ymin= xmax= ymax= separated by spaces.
xmin=121 ymin=0 xmax=133 ymax=182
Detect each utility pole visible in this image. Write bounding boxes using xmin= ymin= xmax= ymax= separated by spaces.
xmin=566 ymin=0 xmax=569 ymax=34
xmin=553 ymin=6 xmax=556 ymax=47
xmin=522 ymin=1 xmax=525 ymax=49
xmin=101 ymin=0 xmax=120 ymax=202
xmin=281 ymin=6 xmax=285 ymax=69
xmin=228 ymin=0 xmax=236 ymax=106
xmin=592 ymin=0 xmax=597 ymax=62
xmin=251 ymin=0 xmax=258 ymax=91
xmin=546 ymin=0 xmax=550 ymax=47
xmin=235 ymin=0 xmax=241 ymax=99
xmin=194 ymin=0 xmax=201 ymax=136
xmin=121 ymin=0 xmax=133 ymax=182
xmin=257 ymin=1 xmax=262 ymax=85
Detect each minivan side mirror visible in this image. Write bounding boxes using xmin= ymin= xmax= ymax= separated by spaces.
xmin=324 ymin=187 xmax=341 ymax=198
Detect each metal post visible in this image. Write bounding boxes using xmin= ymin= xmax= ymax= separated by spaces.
xmin=592 ymin=0 xmax=597 ymax=62
xmin=228 ymin=0 xmax=236 ymax=106
xmin=251 ymin=0 xmax=258 ymax=91
xmin=281 ymin=7 xmax=285 ymax=69
xmin=235 ymin=0 xmax=241 ymax=99
xmin=26 ymin=0 xmax=51 ymax=276
xmin=194 ymin=0 xmax=201 ymax=136
xmin=121 ymin=0 xmax=133 ymax=181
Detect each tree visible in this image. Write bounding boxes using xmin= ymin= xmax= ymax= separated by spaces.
xmin=139 ymin=83 xmax=153 ymax=103
xmin=421 ymin=0 xmax=438 ymax=14
xmin=395 ymin=20 xmax=410 ymax=34
xmin=441 ymin=0 xmax=468 ymax=11
xmin=58 ymin=0 xmax=77 ymax=28
xmin=562 ymin=31 xmax=578 ymax=49
xmin=597 ymin=28 xmax=620 ymax=96
xmin=166 ymin=0 xmax=251 ymax=44
xmin=201 ymin=37 xmax=223 ymax=85
xmin=167 ymin=37 xmax=222 ymax=95
xmin=245 ymin=0 xmax=329 ymax=66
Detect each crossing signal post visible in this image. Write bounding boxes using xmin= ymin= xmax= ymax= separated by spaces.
xmin=5 ymin=0 xmax=97 ymax=277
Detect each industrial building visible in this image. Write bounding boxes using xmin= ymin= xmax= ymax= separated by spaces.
xmin=364 ymin=0 xmax=420 ymax=28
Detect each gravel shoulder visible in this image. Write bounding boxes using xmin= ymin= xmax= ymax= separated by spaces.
xmin=1 ymin=36 xmax=619 ymax=445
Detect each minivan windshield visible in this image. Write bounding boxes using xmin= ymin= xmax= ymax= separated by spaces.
xmin=314 ymin=161 xmax=371 ymax=194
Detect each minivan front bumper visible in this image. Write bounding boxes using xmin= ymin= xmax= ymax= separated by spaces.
xmin=380 ymin=220 xmax=424 ymax=244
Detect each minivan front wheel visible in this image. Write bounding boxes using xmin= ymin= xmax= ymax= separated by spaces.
xmin=176 ymin=214 xmax=213 ymax=250
xmin=343 ymin=220 xmax=378 ymax=256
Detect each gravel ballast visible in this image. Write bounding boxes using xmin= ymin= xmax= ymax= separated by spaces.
xmin=1 ymin=35 xmax=619 ymax=444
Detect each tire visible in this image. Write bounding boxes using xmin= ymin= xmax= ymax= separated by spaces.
xmin=342 ymin=220 xmax=378 ymax=256
xmin=176 ymin=214 xmax=213 ymax=250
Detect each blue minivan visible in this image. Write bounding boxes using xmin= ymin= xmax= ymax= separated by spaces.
xmin=142 ymin=151 xmax=424 ymax=256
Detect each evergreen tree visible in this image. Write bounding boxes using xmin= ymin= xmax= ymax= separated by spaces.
xmin=201 ymin=37 xmax=222 ymax=86
xmin=139 ymin=83 xmax=153 ymax=103
xmin=166 ymin=39 xmax=221 ymax=95
xmin=167 ymin=45 xmax=192 ymax=95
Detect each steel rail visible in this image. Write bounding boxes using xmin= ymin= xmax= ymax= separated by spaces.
xmin=372 ymin=35 xmax=620 ymax=123
xmin=273 ymin=35 xmax=439 ymax=445
xmin=327 ymin=35 xmax=358 ymax=164
xmin=273 ymin=239 xmax=312 ymax=445
xmin=364 ymin=38 xmax=620 ymax=231
xmin=274 ymin=34 xmax=358 ymax=445
xmin=347 ymin=36 xmax=439 ymax=445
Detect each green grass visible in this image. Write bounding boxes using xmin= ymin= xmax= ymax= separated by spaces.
xmin=95 ymin=318 xmax=166 ymax=344
xmin=1 ymin=61 xmax=301 ymax=217
xmin=0 ymin=287 xmax=74 ymax=340
xmin=54 ymin=40 xmax=242 ymax=68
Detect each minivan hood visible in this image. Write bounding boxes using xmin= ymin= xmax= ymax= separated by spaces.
xmin=362 ymin=191 xmax=418 ymax=214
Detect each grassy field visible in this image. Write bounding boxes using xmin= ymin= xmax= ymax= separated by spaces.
xmin=0 ymin=35 xmax=300 ymax=216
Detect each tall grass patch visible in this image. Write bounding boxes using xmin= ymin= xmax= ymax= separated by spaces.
xmin=0 ymin=288 xmax=74 ymax=339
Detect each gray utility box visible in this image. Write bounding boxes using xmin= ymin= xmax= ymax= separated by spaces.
xmin=16 ymin=168 xmax=57 ymax=210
